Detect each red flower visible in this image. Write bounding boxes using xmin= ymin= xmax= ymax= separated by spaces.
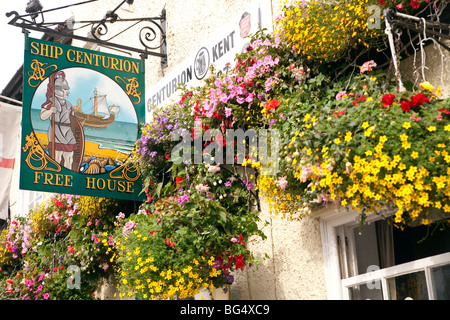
xmin=438 ymin=108 xmax=450 ymax=115
xmin=382 ymin=94 xmax=395 ymax=108
xmin=238 ymin=233 xmax=245 ymax=245
xmin=235 ymin=254 xmax=245 ymax=269
xmin=410 ymin=0 xmax=420 ymax=9
xmin=352 ymin=95 xmax=367 ymax=107
xmin=265 ymin=99 xmax=281 ymax=114
xmin=165 ymin=237 xmax=176 ymax=247
xmin=411 ymin=93 xmax=429 ymax=107
xmin=378 ymin=0 xmax=385 ymax=4
xmin=67 ymin=246 xmax=76 ymax=254
xmin=333 ymin=109 xmax=346 ymax=118
xmin=400 ymin=100 xmax=411 ymax=112
xmin=175 ymin=176 xmax=185 ymax=186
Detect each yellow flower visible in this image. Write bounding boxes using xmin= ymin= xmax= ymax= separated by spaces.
xmin=334 ymin=138 xmax=342 ymax=145
xmin=445 ymin=124 xmax=450 ymax=131
xmin=411 ymin=151 xmax=419 ymax=159
xmin=345 ymin=132 xmax=352 ymax=142
xmin=419 ymin=81 xmax=434 ymax=91
xmin=362 ymin=121 xmax=369 ymax=129
xmin=427 ymin=126 xmax=436 ymax=132
xmin=402 ymin=122 xmax=411 ymax=129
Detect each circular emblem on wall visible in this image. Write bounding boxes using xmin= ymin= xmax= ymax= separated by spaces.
xmin=194 ymin=47 xmax=210 ymax=80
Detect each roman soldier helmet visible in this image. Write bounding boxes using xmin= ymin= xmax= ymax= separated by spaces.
xmin=41 ymin=71 xmax=69 ymax=109
xmin=54 ymin=71 xmax=69 ymax=97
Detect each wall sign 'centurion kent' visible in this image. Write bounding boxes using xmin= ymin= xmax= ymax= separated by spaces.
xmin=145 ymin=0 xmax=273 ymax=121
xmin=20 ymin=36 xmax=145 ymax=201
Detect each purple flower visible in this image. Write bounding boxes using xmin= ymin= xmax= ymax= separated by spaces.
xmin=242 ymin=180 xmax=254 ymax=190
xmin=177 ymin=194 xmax=190 ymax=206
xmin=224 ymin=181 xmax=232 ymax=187
xmin=225 ymin=274 xmax=234 ymax=284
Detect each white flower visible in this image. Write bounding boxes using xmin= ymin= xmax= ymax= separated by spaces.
xmin=206 ymin=163 xmax=221 ymax=174
xmin=195 ymin=183 xmax=210 ymax=193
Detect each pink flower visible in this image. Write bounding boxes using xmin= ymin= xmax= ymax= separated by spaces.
xmin=410 ymin=112 xmax=422 ymax=121
xmin=336 ymin=91 xmax=347 ymax=100
xmin=122 ymin=221 xmax=137 ymax=237
xmin=225 ymin=107 xmax=232 ymax=118
xmin=33 ymin=285 xmax=43 ymax=294
xmin=43 ymin=293 xmax=50 ymax=300
xmin=231 ymin=237 xmax=239 ymax=243
xmin=116 ymin=212 xmax=125 ymax=220
xmin=265 ymin=78 xmax=274 ymax=92
xmin=277 ymin=176 xmax=288 ymax=191
xmin=360 ymin=60 xmax=377 ymax=73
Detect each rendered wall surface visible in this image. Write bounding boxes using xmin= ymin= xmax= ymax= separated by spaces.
xmin=68 ymin=0 xmax=327 ymax=300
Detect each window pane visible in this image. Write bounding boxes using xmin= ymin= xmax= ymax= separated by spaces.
xmin=431 ymin=264 xmax=450 ymax=300
xmin=387 ymin=271 xmax=428 ymax=300
xmin=348 ymin=282 xmax=383 ymax=300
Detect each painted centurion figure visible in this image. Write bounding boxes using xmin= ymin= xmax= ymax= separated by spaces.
xmin=40 ymin=71 xmax=77 ymax=170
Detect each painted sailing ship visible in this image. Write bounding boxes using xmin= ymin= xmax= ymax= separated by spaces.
xmin=74 ymin=88 xmax=120 ymax=128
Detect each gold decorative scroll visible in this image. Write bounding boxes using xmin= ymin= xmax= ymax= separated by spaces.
xmin=115 ymin=76 xmax=141 ymax=104
xmin=27 ymin=59 xmax=57 ymax=87
xmin=22 ymin=133 xmax=61 ymax=172
xmin=109 ymin=161 xmax=141 ymax=182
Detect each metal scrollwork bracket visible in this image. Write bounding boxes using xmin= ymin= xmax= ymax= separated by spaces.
xmin=6 ymin=0 xmax=168 ymax=66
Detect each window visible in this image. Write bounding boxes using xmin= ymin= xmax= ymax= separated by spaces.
xmin=16 ymin=189 xmax=46 ymax=218
xmin=317 ymin=207 xmax=450 ymax=300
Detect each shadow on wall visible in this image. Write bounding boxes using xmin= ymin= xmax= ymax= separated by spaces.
xmin=399 ymin=41 xmax=450 ymax=98
xmin=231 ymin=200 xmax=328 ymax=300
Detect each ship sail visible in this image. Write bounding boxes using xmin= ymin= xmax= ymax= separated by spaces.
xmin=91 ymin=93 xmax=110 ymax=120
xmin=74 ymin=88 xmax=120 ymax=128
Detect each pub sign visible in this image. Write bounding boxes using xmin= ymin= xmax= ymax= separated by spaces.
xmin=20 ymin=36 xmax=145 ymax=201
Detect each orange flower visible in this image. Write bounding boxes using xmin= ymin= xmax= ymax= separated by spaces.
xmin=265 ymin=99 xmax=281 ymax=114
xmin=67 ymin=246 xmax=76 ymax=254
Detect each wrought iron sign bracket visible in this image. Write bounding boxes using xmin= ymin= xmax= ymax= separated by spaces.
xmin=6 ymin=0 xmax=168 ymax=66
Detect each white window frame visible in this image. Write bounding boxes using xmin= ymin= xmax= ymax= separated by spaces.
xmin=314 ymin=206 xmax=450 ymax=300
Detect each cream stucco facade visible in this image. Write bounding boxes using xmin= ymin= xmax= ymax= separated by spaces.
xmin=9 ymin=0 xmax=449 ymax=301
xmin=66 ymin=0 xmax=327 ymax=300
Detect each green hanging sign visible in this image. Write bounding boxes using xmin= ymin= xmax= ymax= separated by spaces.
xmin=20 ymin=36 xmax=145 ymax=201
